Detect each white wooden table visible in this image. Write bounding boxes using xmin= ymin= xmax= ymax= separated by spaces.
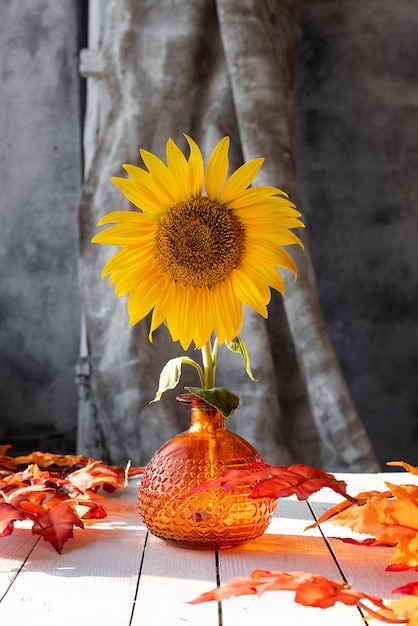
xmin=0 ymin=472 xmax=416 ymax=625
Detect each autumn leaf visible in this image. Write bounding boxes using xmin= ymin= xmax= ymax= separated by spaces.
xmin=387 ymin=461 xmax=418 ymax=476
xmin=394 ymin=581 xmax=418 ymax=596
xmin=68 ymin=460 xmax=130 ymax=494
xmin=189 ymin=569 xmax=385 ymax=610
xmin=338 ymin=537 xmax=396 ymax=548
xmin=0 ymin=501 xmax=26 ymax=536
xmin=2 ymin=481 xmax=108 ymax=553
xmin=186 ymin=462 xmax=351 ymax=502
xmin=0 ymin=445 xmax=144 ymax=479
xmin=305 ymin=489 xmax=392 ymax=531
xmin=365 ymin=595 xmax=418 ymax=626
xmin=190 ymin=569 xmax=418 ymax=625
xmin=21 ymin=498 xmax=106 ymax=553
xmin=12 ymin=451 xmax=88 ymax=469
xmin=22 ymin=499 xmax=85 ymax=553
xmin=0 ymin=458 xmax=135 ymax=552
xmin=330 ymin=481 xmax=418 ymax=570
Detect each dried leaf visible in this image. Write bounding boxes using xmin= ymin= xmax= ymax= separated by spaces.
xmin=0 ymin=445 xmax=144 ymax=478
xmin=366 ymin=595 xmax=418 ymax=626
xmin=338 ymin=537 xmax=396 ymax=548
xmin=189 ymin=569 xmax=385 ymax=610
xmin=0 ymin=502 xmax=26 ymax=536
xmin=305 ymin=490 xmax=390 ymax=531
xmin=12 ymin=451 xmax=88 ymax=469
xmin=68 ymin=460 xmax=130 ymax=494
xmin=190 ymin=569 xmax=418 ymax=624
xmin=330 ymin=481 xmax=418 ymax=570
xmin=187 ymin=462 xmax=350 ymax=502
xmin=23 ymin=499 xmax=85 ymax=553
xmin=393 ymin=581 xmax=418 ymax=596
xmin=387 ymin=461 xmax=418 ymax=476
xmin=0 ymin=452 xmax=140 ymax=552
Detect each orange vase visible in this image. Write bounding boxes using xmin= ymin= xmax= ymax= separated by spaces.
xmin=138 ymin=393 xmax=277 ymax=548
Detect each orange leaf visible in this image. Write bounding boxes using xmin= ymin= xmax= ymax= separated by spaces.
xmin=393 ymin=581 xmax=418 ymax=595
xmin=0 ymin=502 xmax=26 ymax=536
xmin=330 ymin=481 xmax=418 ymax=571
xmin=68 ymin=461 xmax=129 ymax=494
xmin=387 ymin=461 xmax=418 ymax=476
xmin=366 ymin=595 xmax=418 ymax=625
xmin=187 ymin=462 xmax=350 ymax=501
xmin=338 ymin=537 xmax=397 ymax=548
xmin=28 ymin=500 xmax=86 ymax=553
xmin=189 ymin=569 xmax=385 ymax=610
xmin=12 ymin=451 xmax=88 ymax=469
xmin=190 ymin=569 xmax=418 ymax=624
xmin=0 ymin=446 xmax=142 ymax=552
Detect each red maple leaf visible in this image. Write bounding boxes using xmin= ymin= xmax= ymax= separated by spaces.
xmin=21 ymin=498 xmax=106 ymax=553
xmin=68 ymin=460 xmax=130 ymax=494
xmin=0 ymin=446 xmax=141 ymax=552
xmin=189 ymin=569 xmax=385 ymax=609
xmin=0 ymin=501 xmax=27 ymax=536
xmin=190 ymin=569 xmax=418 ymax=624
xmin=186 ymin=462 xmax=351 ymax=502
xmin=0 ymin=463 xmax=112 ymax=551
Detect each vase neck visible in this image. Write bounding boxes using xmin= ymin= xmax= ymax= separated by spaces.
xmin=177 ymin=394 xmax=225 ymax=434
xmin=189 ymin=404 xmax=225 ymax=433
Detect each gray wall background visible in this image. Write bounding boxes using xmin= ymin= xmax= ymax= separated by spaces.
xmin=0 ymin=0 xmax=416 ymax=468
xmin=294 ymin=0 xmax=418 ymax=468
xmin=0 ymin=1 xmax=82 ymax=453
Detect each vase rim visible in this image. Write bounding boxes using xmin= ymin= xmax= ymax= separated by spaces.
xmin=176 ymin=392 xmax=210 ymax=407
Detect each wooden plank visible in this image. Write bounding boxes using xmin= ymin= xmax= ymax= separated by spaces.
xmin=0 ymin=524 xmax=39 ymax=600
xmin=0 ymin=480 xmax=146 ymax=626
xmin=309 ymin=472 xmax=418 ymax=602
xmin=131 ymin=533 xmax=219 ymax=626
xmin=218 ymin=498 xmax=365 ymax=625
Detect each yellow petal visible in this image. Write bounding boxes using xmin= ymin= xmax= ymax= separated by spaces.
xmin=101 ymin=245 xmax=154 ymax=278
xmin=139 ymin=149 xmax=182 ymax=205
xmin=110 ymin=177 xmax=162 ymax=216
xmin=166 ymin=138 xmax=193 ymax=200
xmin=230 ymin=186 xmax=292 ymax=208
xmin=184 ymin=135 xmax=204 ymax=197
xmin=218 ymin=158 xmax=264 ymax=204
xmin=211 ymin=280 xmax=243 ymax=343
xmin=108 ymin=259 xmax=158 ymax=295
xmin=204 ymin=136 xmax=230 ymax=199
xmin=149 ymin=277 xmax=176 ymax=340
xmin=246 ymin=237 xmax=298 ymax=276
xmin=121 ymin=165 xmax=170 ymax=213
xmin=229 ymin=269 xmax=269 ymax=318
xmin=193 ymin=286 xmax=216 ymax=348
xmin=96 ymin=211 xmax=154 ymax=226
xmin=240 ymin=258 xmax=285 ymax=296
xmin=165 ymin=283 xmax=194 ymax=350
xmin=92 ymin=224 xmax=154 ymax=247
xmin=126 ymin=266 xmax=173 ymax=326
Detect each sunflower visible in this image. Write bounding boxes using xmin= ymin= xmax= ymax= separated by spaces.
xmin=92 ymin=135 xmax=303 ymax=351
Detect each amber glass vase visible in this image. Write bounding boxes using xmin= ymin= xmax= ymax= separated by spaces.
xmin=138 ymin=393 xmax=277 ymax=548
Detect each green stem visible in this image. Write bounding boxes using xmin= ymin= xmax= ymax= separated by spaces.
xmin=201 ymin=338 xmax=216 ymax=389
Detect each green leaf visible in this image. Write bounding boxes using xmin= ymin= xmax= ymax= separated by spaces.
xmin=152 ymin=357 xmax=203 ymax=402
xmin=226 ymin=336 xmax=256 ymax=381
xmin=185 ymin=387 xmax=240 ymax=418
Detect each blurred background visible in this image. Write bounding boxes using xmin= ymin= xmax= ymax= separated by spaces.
xmin=0 ymin=0 xmax=417 ymax=469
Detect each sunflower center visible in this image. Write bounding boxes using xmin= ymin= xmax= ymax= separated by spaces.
xmin=155 ymin=197 xmax=245 ymax=287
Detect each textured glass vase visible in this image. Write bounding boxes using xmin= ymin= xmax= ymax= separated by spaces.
xmin=138 ymin=393 xmax=277 ymax=548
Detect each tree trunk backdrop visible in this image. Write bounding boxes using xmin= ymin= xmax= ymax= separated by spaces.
xmin=78 ymin=0 xmax=378 ymax=471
